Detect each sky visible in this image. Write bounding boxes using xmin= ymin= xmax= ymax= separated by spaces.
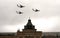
xmin=0 ymin=0 xmax=60 ymax=32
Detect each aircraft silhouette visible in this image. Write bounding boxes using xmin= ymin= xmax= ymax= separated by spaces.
xmin=16 ymin=11 xmax=23 ymax=14
xmin=17 ymin=4 xmax=25 ymax=8
xmin=32 ymin=9 xmax=40 ymax=12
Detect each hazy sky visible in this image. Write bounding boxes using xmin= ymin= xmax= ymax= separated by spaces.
xmin=0 ymin=0 xmax=60 ymax=32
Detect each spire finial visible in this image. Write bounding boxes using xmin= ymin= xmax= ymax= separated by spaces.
xmin=29 ymin=17 xmax=30 ymax=19
xmin=28 ymin=17 xmax=31 ymax=21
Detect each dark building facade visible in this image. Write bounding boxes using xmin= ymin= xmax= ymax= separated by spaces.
xmin=0 ymin=18 xmax=60 ymax=38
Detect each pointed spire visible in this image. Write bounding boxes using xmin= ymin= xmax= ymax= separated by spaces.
xmin=24 ymin=18 xmax=35 ymax=30
xmin=27 ymin=17 xmax=32 ymax=25
xmin=28 ymin=17 xmax=31 ymax=21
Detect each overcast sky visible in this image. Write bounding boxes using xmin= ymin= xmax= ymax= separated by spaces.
xmin=0 ymin=0 xmax=60 ymax=32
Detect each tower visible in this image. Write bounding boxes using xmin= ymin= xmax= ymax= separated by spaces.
xmin=17 ymin=18 xmax=42 ymax=38
xmin=23 ymin=18 xmax=36 ymax=32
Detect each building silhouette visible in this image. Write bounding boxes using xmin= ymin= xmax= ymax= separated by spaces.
xmin=0 ymin=18 xmax=60 ymax=38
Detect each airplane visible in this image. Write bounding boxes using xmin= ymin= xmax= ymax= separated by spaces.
xmin=32 ymin=9 xmax=40 ymax=12
xmin=17 ymin=4 xmax=25 ymax=8
xmin=16 ymin=11 xmax=23 ymax=14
